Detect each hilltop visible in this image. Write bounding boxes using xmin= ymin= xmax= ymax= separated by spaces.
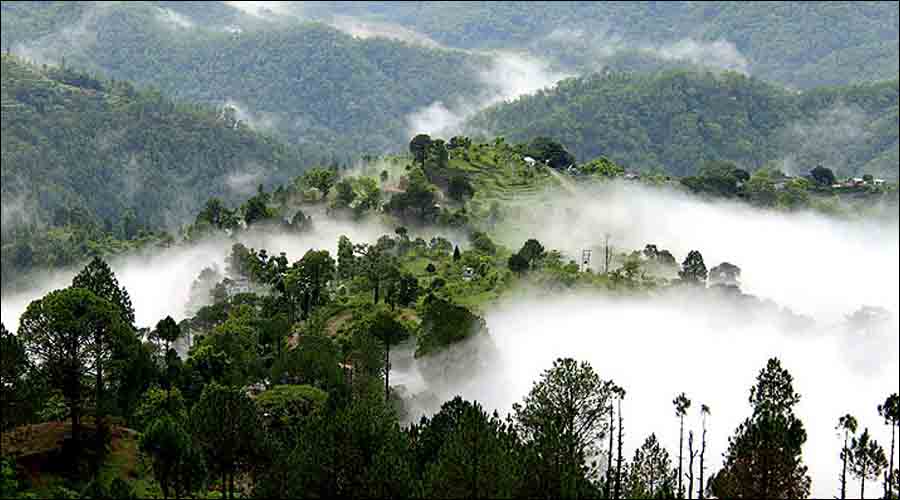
xmin=468 ymin=70 xmax=899 ymax=179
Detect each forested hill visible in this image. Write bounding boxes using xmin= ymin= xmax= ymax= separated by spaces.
xmin=0 ymin=54 xmax=323 ymax=237
xmin=0 ymin=1 xmax=488 ymax=155
xmin=468 ymin=70 xmax=900 ymax=179
xmin=301 ymin=1 xmax=900 ymax=89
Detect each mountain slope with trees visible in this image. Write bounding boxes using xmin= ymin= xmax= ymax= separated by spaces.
xmin=300 ymin=1 xmax=899 ymax=89
xmin=467 ymin=70 xmax=899 ymax=179
xmin=1 ymin=54 xmax=326 ymax=282
xmin=0 ymin=1 xmax=488 ymax=155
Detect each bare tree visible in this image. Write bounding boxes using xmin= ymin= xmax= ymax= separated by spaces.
xmin=699 ymin=404 xmax=710 ymax=500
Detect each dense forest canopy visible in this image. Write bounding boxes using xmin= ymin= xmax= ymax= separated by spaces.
xmin=286 ymin=1 xmax=900 ymax=88
xmin=0 ymin=1 xmax=490 ymax=155
xmin=1 ymin=3 xmax=898 ymax=499
xmin=468 ymin=70 xmax=900 ymax=179
xmin=0 ymin=54 xmax=322 ymax=222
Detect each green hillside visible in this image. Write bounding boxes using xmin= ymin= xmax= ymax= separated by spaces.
xmin=1 ymin=54 xmax=326 ymax=278
xmin=303 ymin=1 xmax=900 ymax=89
xmin=467 ymin=70 xmax=900 ymax=179
xmin=0 ymin=1 xmax=488 ymax=155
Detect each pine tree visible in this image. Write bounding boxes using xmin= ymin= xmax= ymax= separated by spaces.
xmin=879 ymin=394 xmax=900 ymax=499
xmin=674 ymin=393 xmax=692 ymax=498
xmin=850 ymin=428 xmax=888 ymax=499
xmin=837 ymin=414 xmax=858 ymax=499
xmin=710 ymin=358 xmax=811 ymax=499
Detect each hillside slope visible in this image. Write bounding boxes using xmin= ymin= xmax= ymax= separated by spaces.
xmin=467 ymin=70 xmax=899 ymax=179
xmin=1 ymin=54 xmax=322 ymax=236
xmin=302 ymin=1 xmax=900 ymax=89
xmin=1 ymin=1 xmax=488 ymax=155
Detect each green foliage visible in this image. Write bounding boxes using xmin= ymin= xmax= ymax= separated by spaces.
xmin=133 ymin=386 xmax=187 ymax=431
xmin=681 ymin=160 xmax=747 ymax=198
xmin=190 ymin=314 xmax=261 ymax=388
xmin=416 ymin=398 xmax=525 ymax=498
xmin=519 ymin=137 xmax=576 ymax=170
xmin=304 ymin=2 xmax=898 ymax=88
xmin=387 ymin=168 xmax=440 ymax=223
xmin=711 ymin=358 xmax=811 ymax=499
xmin=1 ymin=323 xmax=28 ymax=431
xmin=416 ymin=295 xmax=487 ymax=357
xmin=190 ymin=383 xmax=260 ymax=500
xmin=679 ymin=250 xmax=708 ymax=285
xmin=627 ymin=434 xmax=676 ymax=500
xmin=0 ymin=457 xmax=19 ymax=499
xmin=255 ymin=385 xmax=328 ymax=430
xmin=1 ymin=55 xmax=321 ymax=281
xmin=580 ymin=157 xmax=626 ymax=178
xmin=448 ymin=175 xmax=475 ymax=202
xmin=301 ymin=167 xmax=339 ymax=198
xmin=1 ymin=4 xmax=486 ymax=154
xmin=849 ymin=428 xmax=889 ymax=499
xmin=507 ymin=252 xmax=529 ymax=275
xmin=410 ymin=134 xmax=433 ymax=167
xmin=139 ymin=415 xmax=192 ymax=500
xmin=513 ymin=358 xmax=613 ymax=498
xmin=271 ymin=334 xmax=344 ymax=391
xmin=470 ymin=231 xmax=497 ymax=255
xmin=810 ymin=165 xmax=837 ymax=187
xmin=470 ymin=70 xmax=899 ymax=179
xmin=17 ymin=287 xmax=130 ymax=451
xmin=71 ymin=257 xmax=135 ymax=325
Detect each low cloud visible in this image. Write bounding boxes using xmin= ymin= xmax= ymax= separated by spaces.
xmin=223 ymin=100 xmax=280 ymax=132
xmin=224 ymin=166 xmax=266 ymax=196
xmin=778 ymin=102 xmax=874 ymax=178
xmin=538 ymin=28 xmax=749 ymax=76
xmin=222 ymin=1 xmax=303 ymax=20
xmin=155 ymin=7 xmax=196 ymax=30
xmin=327 ymin=15 xmax=442 ymax=48
xmin=406 ymin=51 xmax=572 ymax=138
xmin=9 ymin=2 xmax=112 ymax=66
xmin=649 ymin=38 xmax=749 ymax=74
xmin=395 ymin=288 xmax=897 ymax=500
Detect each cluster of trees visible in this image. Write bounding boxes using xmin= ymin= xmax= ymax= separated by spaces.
xmin=303 ymin=2 xmax=898 ymax=89
xmin=680 ymin=160 xmax=898 ymax=213
xmin=0 ymin=54 xmax=328 ymax=287
xmin=837 ymin=396 xmax=900 ymax=500
xmin=8 ymin=271 xmax=897 ymax=500
xmin=0 ymin=2 xmax=487 ymax=155
xmin=469 ymin=69 xmax=899 ymax=180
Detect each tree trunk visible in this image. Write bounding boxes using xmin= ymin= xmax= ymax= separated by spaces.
xmin=72 ymin=400 xmax=82 ymax=452
xmin=889 ymin=424 xmax=896 ymax=500
xmin=679 ymin=415 xmax=685 ymax=499
xmin=615 ymin=398 xmax=623 ymax=500
xmin=688 ymin=432 xmax=695 ymax=500
xmin=606 ymin=405 xmax=615 ymax=499
xmin=861 ymin=463 xmax=866 ymax=500
xmin=699 ymin=422 xmax=707 ymax=500
xmin=95 ymin=355 xmax=105 ymax=471
xmin=384 ymin=341 xmax=391 ymax=402
xmin=841 ymin=432 xmax=849 ymax=499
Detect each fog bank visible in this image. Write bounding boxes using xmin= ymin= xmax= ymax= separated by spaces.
xmin=1 ymin=214 xmax=390 ymax=330
xmin=397 ymin=290 xmax=898 ymax=499
xmin=406 ymin=51 xmax=572 ymax=138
